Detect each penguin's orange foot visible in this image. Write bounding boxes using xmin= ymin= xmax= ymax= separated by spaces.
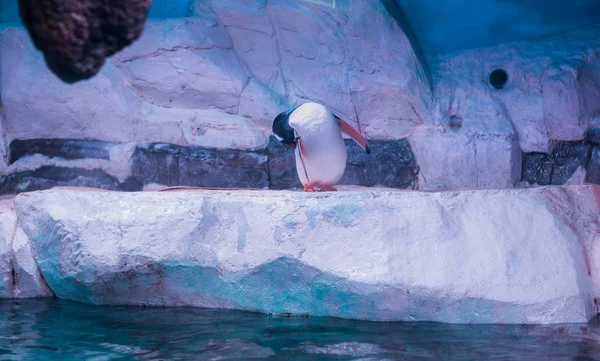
xmin=303 ymin=185 xmax=317 ymax=192
xmin=319 ymin=185 xmax=337 ymax=192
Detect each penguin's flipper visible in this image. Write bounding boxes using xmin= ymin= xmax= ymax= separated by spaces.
xmin=335 ymin=116 xmax=371 ymax=154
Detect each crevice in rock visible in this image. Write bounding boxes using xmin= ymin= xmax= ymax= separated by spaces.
xmin=345 ymin=62 xmax=363 ymax=135
xmin=10 ymin=264 xmax=17 ymax=290
xmin=0 ymin=101 xmax=9 ymax=169
xmin=265 ymin=0 xmax=291 ymax=100
xmin=409 ymin=103 xmax=425 ymax=125
xmin=121 ymin=45 xmax=231 ymax=63
xmin=235 ymin=77 xmax=252 ymax=115
xmin=548 ymin=149 xmax=556 ymax=186
xmin=472 ymin=139 xmax=480 ymax=187
xmin=13 ymin=217 xmax=56 ymax=298
xmin=205 ymin=2 xmax=255 ymax=117
xmin=223 ymin=25 xmax=272 ymax=36
xmin=7 ymin=217 xmax=18 ymax=297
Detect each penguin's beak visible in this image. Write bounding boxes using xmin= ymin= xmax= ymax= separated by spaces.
xmin=280 ymin=139 xmax=296 ymax=149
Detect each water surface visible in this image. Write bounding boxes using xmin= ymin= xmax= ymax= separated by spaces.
xmin=2 ymin=299 xmax=600 ymax=360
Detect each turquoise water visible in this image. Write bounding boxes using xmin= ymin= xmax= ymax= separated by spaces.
xmin=2 ymin=299 xmax=600 ymax=361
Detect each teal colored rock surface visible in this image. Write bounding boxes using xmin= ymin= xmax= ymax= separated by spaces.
xmin=0 ymin=198 xmax=52 ymax=299
xmin=9 ymin=186 xmax=600 ymax=324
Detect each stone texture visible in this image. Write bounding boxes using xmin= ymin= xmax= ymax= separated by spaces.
xmin=1 ymin=3 xmax=599 ymax=192
xmin=11 ymin=223 xmax=52 ymax=298
xmin=545 ymin=185 xmax=600 ymax=301
xmin=551 ymin=142 xmax=591 ymax=185
xmin=565 ymin=166 xmax=587 ymax=185
xmin=9 ymin=139 xmax=116 ymax=164
xmin=266 ymin=137 xmax=302 ymax=190
xmin=131 ymin=143 xmax=270 ymax=189
xmin=586 ymin=147 xmax=600 ymax=184
xmin=267 ymin=137 xmax=419 ymax=190
xmin=114 ymin=18 xmax=247 ymax=113
xmin=521 ymin=141 xmax=592 ymax=186
xmin=0 ymin=136 xmax=420 ymax=194
xmin=0 ymin=110 xmax=8 ymax=175
xmin=410 ymin=126 xmax=521 ymax=190
xmin=131 ymin=137 xmax=420 ymax=190
xmin=1 ymin=141 xmax=137 ymax=189
xmin=586 ymin=126 xmax=600 ymax=145
xmin=0 ymin=199 xmax=52 ymax=299
xmin=578 ymin=60 xmax=600 ymax=126
xmin=18 ymin=0 xmax=152 ymax=83
xmin=542 ymin=65 xmax=584 ymax=142
xmin=0 ymin=166 xmax=137 ymax=194
xmin=429 ymin=28 xmax=600 ymax=155
xmin=340 ymin=140 xmax=419 ymax=189
xmin=0 ymin=25 xmax=272 ymax=150
xmin=410 ymin=26 xmax=600 ymax=190
xmin=522 ymin=153 xmax=554 ymax=186
xmin=0 ymin=0 xmax=430 ymax=151
xmin=13 ymin=186 xmax=600 ymax=324
xmin=0 ymin=29 xmax=140 ymax=144
xmin=0 ymin=200 xmax=14 ymax=298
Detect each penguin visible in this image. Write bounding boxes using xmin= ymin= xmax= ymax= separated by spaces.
xmin=272 ymin=102 xmax=370 ymax=192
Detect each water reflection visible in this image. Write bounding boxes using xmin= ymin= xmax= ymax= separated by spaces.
xmin=0 ymin=299 xmax=599 ymax=360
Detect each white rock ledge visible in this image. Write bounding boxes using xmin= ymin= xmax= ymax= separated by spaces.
xmin=0 ymin=198 xmax=53 ymax=299
xmin=9 ymin=185 xmax=600 ymax=324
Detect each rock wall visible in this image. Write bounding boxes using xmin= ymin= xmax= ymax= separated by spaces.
xmin=0 ymin=0 xmax=430 ymax=192
xmin=0 ymin=0 xmax=431 ymax=145
xmin=0 ymin=137 xmax=419 ymax=193
xmin=417 ymin=26 xmax=600 ymax=190
xmin=0 ymin=1 xmax=598 ymax=192
xmin=0 ymin=197 xmax=52 ymax=298
xmin=4 ymin=185 xmax=600 ymax=324
xmin=395 ymin=0 xmax=600 ymax=55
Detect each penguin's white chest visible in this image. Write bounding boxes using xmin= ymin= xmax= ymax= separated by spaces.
xmin=289 ymin=103 xmax=347 ymax=186
xmin=295 ymin=139 xmax=347 ymax=186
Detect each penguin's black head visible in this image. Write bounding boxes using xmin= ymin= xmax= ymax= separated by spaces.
xmin=272 ymin=110 xmax=297 ymax=148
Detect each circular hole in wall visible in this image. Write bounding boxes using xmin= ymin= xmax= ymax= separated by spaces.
xmin=449 ymin=115 xmax=463 ymax=129
xmin=489 ymin=68 xmax=509 ymax=90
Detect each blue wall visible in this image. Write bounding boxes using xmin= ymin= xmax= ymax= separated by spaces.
xmin=0 ymin=0 xmax=192 ymax=28
xmin=0 ymin=0 xmax=20 ymax=27
xmin=2 ymin=0 xmax=599 ymax=56
xmin=396 ymin=0 xmax=600 ymax=56
xmin=148 ymin=0 xmax=192 ymax=18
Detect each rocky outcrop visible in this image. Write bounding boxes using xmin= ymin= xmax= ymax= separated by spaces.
xmin=0 ymin=0 xmax=430 ymax=151
xmin=1 ymin=2 xmax=599 ymax=192
xmin=519 ymin=127 xmax=600 ymax=186
xmin=521 ymin=142 xmax=592 ymax=186
xmin=18 ymin=0 xmax=152 ymax=83
xmin=411 ymin=26 xmax=600 ymax=190
xmin=0 ymin=137 xmax=419 ymax=193
xmin=9 ymin=185 xmax=600 ymax=324
xmin=0 ymin=198 xmax=52 ymax=298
